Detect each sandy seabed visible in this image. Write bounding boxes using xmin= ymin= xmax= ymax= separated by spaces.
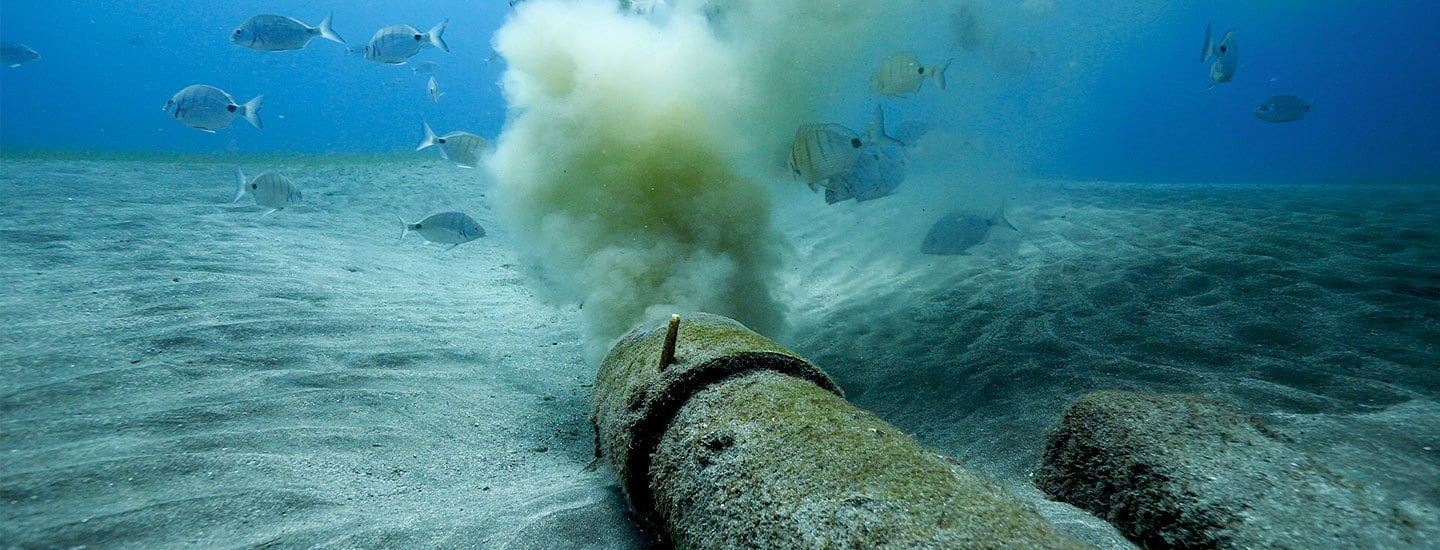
xmin=2 ymin=157 xmax=1437 ymax=548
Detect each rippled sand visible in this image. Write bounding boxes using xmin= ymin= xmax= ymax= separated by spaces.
xmin=0 ymin=158 xmax=650 ymax=548
xmin=786 ymin=178 xmax=1440 ymax=542
xmin=2 ymin=157 xmax=1436 ymax=547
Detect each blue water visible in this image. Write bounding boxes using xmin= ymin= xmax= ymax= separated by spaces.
xmin=3 ymin=1 xmax=1437 ymax=182
xmin=3 ymin=2 xmax=1439 ymax=547
xmin=1062 ymin=1 xmax=1440 ymax=183
xmin=0 ymin=1 xmax=509 ymax=156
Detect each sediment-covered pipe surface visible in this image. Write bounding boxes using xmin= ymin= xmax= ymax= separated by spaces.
xmin=592 ymin=312 xmax=1084 ymax=548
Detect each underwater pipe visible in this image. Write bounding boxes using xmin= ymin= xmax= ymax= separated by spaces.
xmin=592 ymin=312 xmax=1085 ymax=548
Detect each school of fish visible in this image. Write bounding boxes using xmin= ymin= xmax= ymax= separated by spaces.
xmin=2 ymin=5 xmax=1320 ymax=255
xmin=149 ymin=11 xmax=483 ymax=247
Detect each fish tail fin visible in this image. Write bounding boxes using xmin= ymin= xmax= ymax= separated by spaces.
xmin=866 ymin=105 xmax=905 ymax=148
xmin=318 ymin=12 xmax=346 ymax=46
xmin=427 ymin=20 xmax=450 ymax=52
xmin=240 ymin=95 xmax=263 ymax=129
xmin=995 ymin=204 xmax=1017 ymax=231
xmin=931 ymin=58 xmax=952 ymax=90
xmin=417 ymin=121 xmax=438 ymax=151
xmin=1201 ymin=23 xmax=1214 ymax=62
xmin=233 ymin=168 xmax=248 ymax=202
xmin=396 ymin=214 xmax=411 ymax=241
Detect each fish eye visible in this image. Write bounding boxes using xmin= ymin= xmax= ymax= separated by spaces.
xmin=233 ymin=29 xmax=243 ymax=35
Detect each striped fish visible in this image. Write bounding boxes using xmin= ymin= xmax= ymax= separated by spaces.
xmin=234 ymin=168 xmax=302 ymax=217
xmin=417 ymin=122 xmax=488 ymax=168
xmin=787 ymin=124 xmax=864 ymax=192
xmin=869 ymin=52 xmax=951 ymax=97
xmin=788 ymin=106 xmax=904 ymax=192
xmin=230 ymin=13 xmax=346 ymax=51
xmin=356 ymin=21 xmax=448 ymax=65
xmin=163 ymin=85 xmax=262 ymax=132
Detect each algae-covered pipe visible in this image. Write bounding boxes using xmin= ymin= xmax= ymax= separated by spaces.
xmin=1038 ymin=391 xmax=1423 ymax=549
xmin=592 ymin=312 xmax=1084 ymax=548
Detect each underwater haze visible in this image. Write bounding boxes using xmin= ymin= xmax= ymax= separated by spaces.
xmin=2 ymin=0 xmax=1439 ymax=548
xmin=1 ymin=1 xmax=1437 ymax=181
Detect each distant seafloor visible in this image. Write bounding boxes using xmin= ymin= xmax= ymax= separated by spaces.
xmin=1 ymin=156 xmax=1437 ymax=548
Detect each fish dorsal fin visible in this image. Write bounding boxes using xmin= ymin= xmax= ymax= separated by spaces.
xmin=1201 ymin=23 xmax=1214 ymax=62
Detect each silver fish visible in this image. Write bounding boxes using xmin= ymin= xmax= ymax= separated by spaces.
xmin=412 ymin=61 xmax=440 ymax=74
xmin=1254 ymin=95 xmax=1310 ymax=123
xmin=356 ymin=21 xmax=449 ymax=65
xmin=417 ymin=122 xmax=488 ymax=168
xmin=234 ymin=168 xmax=302 ymax=216
xmin=1201 ymin=24 xmax=1237 ymax=89
xmin=824 ymin=107 xmax=907 ymax=204
xmin=397 ymin=211 xmax=485 ymax=250
xmin=230 ymin=13 xmax=345 ymax=51
xmin=1 ymin=42 xmax=40 ymax=67
xmin=869 ymin=52 xmax=951 ymax=97
xmin=163 ymin=85 xmax=262 ymax=132
xmin=427 ymin=76 xmax=442 ymax=104
xmin=921 ymin=208 xmax=1016 ymax=256
xmin=826 ymin=146 xmax=906 ymax=205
